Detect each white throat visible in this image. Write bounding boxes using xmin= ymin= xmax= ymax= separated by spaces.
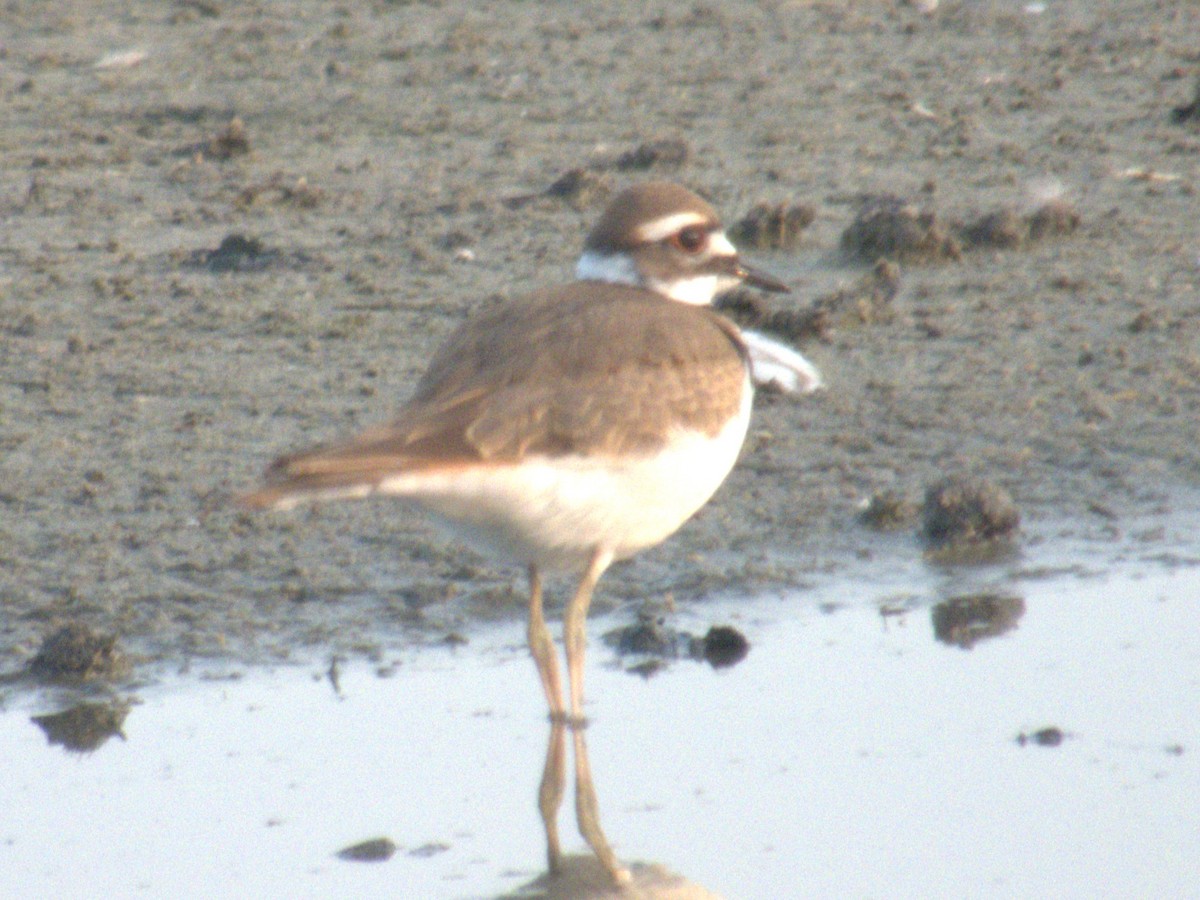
xmin=645 ymin=273 xmax=723 ymax=305
xmin=575 ymin=251 xmax=740 ymax=306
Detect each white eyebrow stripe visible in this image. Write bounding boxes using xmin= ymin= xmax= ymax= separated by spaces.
xmin=634 ymin=211 xmax=712 ymax=243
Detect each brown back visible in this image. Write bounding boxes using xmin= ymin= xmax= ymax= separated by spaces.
xmin=260 ymin=283 xmax=749 ymax=492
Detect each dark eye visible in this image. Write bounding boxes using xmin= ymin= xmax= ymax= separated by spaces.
xmin=672 ymin=225 xmax=708 ymax=254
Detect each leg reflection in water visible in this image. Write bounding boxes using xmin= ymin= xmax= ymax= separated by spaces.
xmin=538 ymin=720 xmax=566 ymax=874
xmin=538 ymin=719 xmax=630 ymax=886
xmin=526 ymin=558 xmax=631 ymax=886
xmin=524 ymin=564 xmax=717 ymax=895
xmin=525 ymin=718 xmax=723 ymax=899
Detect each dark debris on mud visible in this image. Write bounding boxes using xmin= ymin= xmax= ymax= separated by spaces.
xmin=28 ymin=623 xmax=129 ymax=684
xmin=717 ymin=259 xmax=900 ymax=344
xmin=859 ymin=490 xmax=921 ymax=531
xmin=181 ymin=233 xmax=282 ymax=273
xmin=922 ymin=475 xmax=1021 ymax=553
xmin=1170 ymin=76 xmax=1200 ymax=124
xmin=728 ymin=200 xmax=816 ymax=250
xmin=504 ymin=138 xmax=689 ymax=210
xmin=506 ymin=167 xmax=614 ymax=210
xmin=842 ymin=195 xmax=962 ymax=264
xmin=960 ymin=198 xmax=1081 ymax=250
xmin=603 ymin=608 xmax=750 ymax=676
xmin=841 ymin=193 xmax=1080 ymax=264
xmin=167 ymin=115 xmax=251 ymax=161
xmin=614 ymin=137 xmax=690 ymax=171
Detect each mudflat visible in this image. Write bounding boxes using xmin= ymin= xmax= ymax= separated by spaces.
xmin=3 ymin=0 xmax=1198 ymax=670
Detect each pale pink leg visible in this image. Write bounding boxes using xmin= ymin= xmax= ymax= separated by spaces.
xmin=562 ymin=548 xmax=613 ymax=726
xmin=561 ymin=548 xmax=628 ymax=884
xmin=526 ymin=565 xmax=564 ymax=720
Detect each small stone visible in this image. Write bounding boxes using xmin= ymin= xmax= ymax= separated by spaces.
xmin=336 ymin=837 xmax=398 ymax=862
xmin=1017 ymin=727 xmax=1065 ymax=748
xmin=694 ymin=625 xmax=750 ymax=669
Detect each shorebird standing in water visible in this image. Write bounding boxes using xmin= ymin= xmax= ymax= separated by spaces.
xmin=243 ymin=181 xmax=820 ymax=885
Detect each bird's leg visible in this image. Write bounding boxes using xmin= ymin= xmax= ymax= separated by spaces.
xmin=562 ymin=547 xmax=613 ymax=727
xmin=538 ymin=720 xmax=566 ymax=875
xmin=529 ymin=565 xmax=568 ymax=874
xmin=572 ymin=721 xmax=631 ymax=885
xmin=527 ymin=564 xmax=564 ymax=721
xmin=560 ymin=547 xmax=628 ymax=884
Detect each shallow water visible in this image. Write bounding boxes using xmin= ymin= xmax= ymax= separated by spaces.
xmin=2 ymin=527 xmax=1198 ymax=899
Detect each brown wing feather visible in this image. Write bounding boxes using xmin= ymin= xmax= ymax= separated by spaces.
xmin=241 ymin=283 xmax=747 ymax=508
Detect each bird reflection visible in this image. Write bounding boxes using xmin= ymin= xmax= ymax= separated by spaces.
xmin=538 ymin=718 xmax=625 ymax=885
xmin=518 ymin=718 xmax=720 ymax=899
xmin=538 ymin=719 xmax=567 ymax=873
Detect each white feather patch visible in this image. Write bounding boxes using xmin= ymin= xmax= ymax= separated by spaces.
xmin=644 ymin=273 xmax=736 ymax=305
xmin=741 ymin=329 xmax=823 ymax=394
xmin=575 ymin=251 xmax=640 ymax=286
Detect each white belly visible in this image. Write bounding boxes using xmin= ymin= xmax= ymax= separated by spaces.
xmin=378 ymin=378 xmax=752 ymax=570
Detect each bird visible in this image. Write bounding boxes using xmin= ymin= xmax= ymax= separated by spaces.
xmin=241 ymin=180 xmax=820 ymax=884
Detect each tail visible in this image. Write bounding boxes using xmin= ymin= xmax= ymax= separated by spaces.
xmin=237 ymin=480 xmax=376 ymax=511
xmin=238 ymin=450 xmax=406 ymax=511
xmin=239 ymin=405 xmax=480 ymax=511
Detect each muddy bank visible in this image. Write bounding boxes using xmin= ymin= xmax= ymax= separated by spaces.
xmin=2 ymin=0 xmax=1198 ymax=674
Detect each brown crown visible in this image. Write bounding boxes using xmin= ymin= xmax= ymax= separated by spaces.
xmin=583 ymin=182 xmax=721 ymax=254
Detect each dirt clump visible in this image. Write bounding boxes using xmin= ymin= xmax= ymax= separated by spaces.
xmin=29 ymin=623 xmax=129 ymax=683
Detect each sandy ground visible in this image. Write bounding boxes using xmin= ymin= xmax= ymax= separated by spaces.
xmin=2 ymin=0 xmax=1199 ymax=672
